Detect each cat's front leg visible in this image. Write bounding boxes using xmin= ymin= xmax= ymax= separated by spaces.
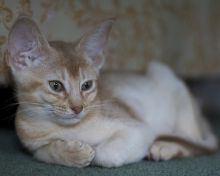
xmin=93 ymin=130 xmax=148 ymax=168
xmin=34 ymin=140 xmax=95 ymax=168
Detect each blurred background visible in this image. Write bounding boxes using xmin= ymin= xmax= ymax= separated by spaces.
xmin=0 ymin=0 xmax=220 ymax=127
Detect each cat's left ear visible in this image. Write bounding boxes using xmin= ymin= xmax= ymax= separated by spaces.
xmin=76 ymin=18 xmax=115 ymax=72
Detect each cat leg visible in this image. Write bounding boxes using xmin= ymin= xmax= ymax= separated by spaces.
xmin=149 ymin=136 xmax=214 ymax=161
xmin=34 ymin=140 xmax=95 ymax=168
xmin=93 ymin=130 xmax=149 ymax=167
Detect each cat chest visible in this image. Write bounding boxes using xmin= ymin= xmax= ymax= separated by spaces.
xmin=57 ymin=117 xmax=125 ymax=146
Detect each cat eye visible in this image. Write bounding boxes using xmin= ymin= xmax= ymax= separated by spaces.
xmin=49 ymin=80 xmax=64 ymax=92
xmin=81 ymin=80 xmax=93 ymax=91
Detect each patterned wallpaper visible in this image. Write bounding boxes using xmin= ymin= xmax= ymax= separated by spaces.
xmin=0 ymin=0 xmax=220 ymax=78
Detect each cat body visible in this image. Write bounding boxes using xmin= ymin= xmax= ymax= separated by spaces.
xmin=6 ymin=17 xmax=218 ymax=168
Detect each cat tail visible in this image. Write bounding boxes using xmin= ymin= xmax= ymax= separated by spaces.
xmin=197 ymin=115 xmax=219 ymax=152
xmin=155 ymin=117 xmax=218 ymax=156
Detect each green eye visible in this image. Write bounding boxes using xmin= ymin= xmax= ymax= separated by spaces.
xmin=81 ymin=80 xmax=93 ymax=91
xmin=49 ymin=80 xmax=64 ymax=92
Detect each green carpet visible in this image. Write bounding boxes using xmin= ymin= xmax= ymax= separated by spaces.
xmin=0 ymin=111 xmax=220 ymax=176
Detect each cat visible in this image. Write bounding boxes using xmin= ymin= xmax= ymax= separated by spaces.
xmin=5 ymin=16 xmax=218 ymax=168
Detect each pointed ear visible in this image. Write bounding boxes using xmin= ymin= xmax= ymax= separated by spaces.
xmin=76 ymin=18 xmax=115 ymax=72
xmin=7 ymin=16 xmax=50 ymax=70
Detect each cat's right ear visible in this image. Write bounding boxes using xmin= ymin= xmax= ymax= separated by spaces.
xmin=6 ymin=16 xmax=50 ymax=70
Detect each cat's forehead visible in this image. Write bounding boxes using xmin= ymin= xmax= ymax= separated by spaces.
xmin=50 ymin=41 xmax=78 ymax=59
xmin=49 ymin=41 xmax=86 ymax=75
xmin=43 ymin=41 xmax=98 ymax=81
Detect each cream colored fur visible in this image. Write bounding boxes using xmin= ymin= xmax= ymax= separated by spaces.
xmin=6 ymin=16 xmax=218 ymax=168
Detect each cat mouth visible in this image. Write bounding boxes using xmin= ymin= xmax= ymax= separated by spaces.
xmin=55 ymin=114 xmax=82 ymax=125
xmin=62 ymin=115 xmax=80 ymax=120
xmin=54 ymin=112 xmax=85 ymax=125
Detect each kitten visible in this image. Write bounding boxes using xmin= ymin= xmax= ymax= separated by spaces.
xmin=5 ymin=16 xmax=218 ymax=168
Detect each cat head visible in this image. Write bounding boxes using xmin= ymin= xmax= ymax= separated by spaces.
xmin=6 ymin=16 xmax=114 ymax=125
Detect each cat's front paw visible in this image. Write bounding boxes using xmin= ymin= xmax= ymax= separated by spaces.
xmin=149 ymin=141 xmax=190 ymax=161
xmin=56 ymin=140 xmax=95 ymax=167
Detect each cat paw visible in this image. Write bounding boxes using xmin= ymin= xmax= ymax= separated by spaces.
xmin=149 ymin=141 xmax=189 ymax=161
xmin=93 ymin=145 xmax=126 ymax=168
xmin=55 ymin=140 xmax=95 ymax=167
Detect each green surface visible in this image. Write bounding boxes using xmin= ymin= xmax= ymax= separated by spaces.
xmin=0 ymin=112 xmax=220 ymax=176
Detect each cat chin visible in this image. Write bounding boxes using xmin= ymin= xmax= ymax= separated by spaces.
xmin=54 ymin=114 xmax=84 ymax=126
xmin=56 ymin=118 xmax=81 ymax=126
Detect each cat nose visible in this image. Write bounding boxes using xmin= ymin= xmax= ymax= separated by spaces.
xmin=71 ymin=105 xmax=83 ymax=114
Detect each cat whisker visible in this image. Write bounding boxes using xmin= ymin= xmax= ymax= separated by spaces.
xmin=85 ymin=100 xmax=114 ymax=109
xmin=19 ymin=102 xmax=44 ymax=106
xmin=85 ymin=103 xmax=112 ymax=111
xmin=0 ymin=115 xmax=15 ymax=123
xmin=46 ymin=106 xmax=67 ymax=115
xmin=2 ymin=95 xmax=17 ymax=104
xmin=16 ymin=108 xmax=36 ymax=118
xmin=0 ymin=101 xmax=40 ymax=111
xmin=0 ymin=103 xmax=19 ymax=111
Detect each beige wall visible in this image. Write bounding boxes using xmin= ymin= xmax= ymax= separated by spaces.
xmin=0 ymin=0 xmax=220 ymax=77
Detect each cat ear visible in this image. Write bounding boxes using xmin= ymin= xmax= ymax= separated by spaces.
xmin=7 ymin=16 xmax=50 ymax=70
xmin=76 ymin=18 xmax=115 ymax=72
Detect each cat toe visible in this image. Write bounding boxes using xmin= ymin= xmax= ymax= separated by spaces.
xmin=149 ymin=141 xmax=186 ymax=161
xmin=66 ymin=141 xmax=95 ymax=167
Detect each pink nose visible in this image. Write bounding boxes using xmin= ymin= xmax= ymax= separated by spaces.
xmin=71 ymin=105 xmax=83 ymax=114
